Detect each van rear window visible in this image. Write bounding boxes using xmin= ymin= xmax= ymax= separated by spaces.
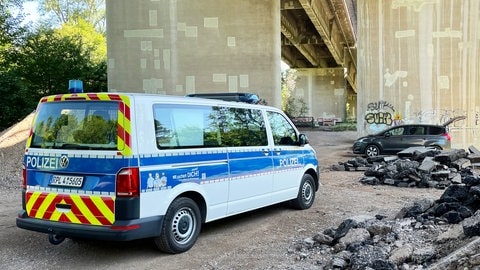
xmin=153 ymin=104 xmax=267 ymax=149
xmin=30 ymin=101 xmax=119 ymax=150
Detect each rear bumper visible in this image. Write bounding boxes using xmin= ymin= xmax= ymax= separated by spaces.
xmin=16 ymin=210 xmax=163 ymax=241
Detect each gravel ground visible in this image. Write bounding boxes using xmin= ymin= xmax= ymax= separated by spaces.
xmin=0 ymin=118 xmax=473 ymax=269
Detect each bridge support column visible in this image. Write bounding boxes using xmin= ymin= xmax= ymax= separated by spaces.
xmin=295 ymin=68 xmax=354 ymax=125
xmin=107 ymin=0 xmax=281 ymax=107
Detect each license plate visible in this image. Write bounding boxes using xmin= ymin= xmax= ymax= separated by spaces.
xmin=50 ymin=175 xmax=84 ymax=188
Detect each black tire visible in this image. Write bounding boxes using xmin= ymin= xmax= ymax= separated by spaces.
xmin=153 ymin=197 xmax=201 ymax=254
xmin=365 ymin=144 xmax=380 ymax=157
xmin=291 ymin=174 xmax=316 ymax=210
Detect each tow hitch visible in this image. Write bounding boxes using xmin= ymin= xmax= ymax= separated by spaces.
xmin=48 ymin=233 xmax=66 ymax=245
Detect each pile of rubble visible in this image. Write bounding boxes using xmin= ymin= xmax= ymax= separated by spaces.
xmin=290 ymin=146 xmax=480 ymax=269
xmin=290 ymin=207 xmax=480 ymax=269
xmin=333 ymin=146 xmax=480 ymax=189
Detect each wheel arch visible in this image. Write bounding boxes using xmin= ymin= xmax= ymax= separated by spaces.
xmin=305 ymin=168 xmax=320 ymax=191
xmin=175 ymin=191 xmax=207 ymax=223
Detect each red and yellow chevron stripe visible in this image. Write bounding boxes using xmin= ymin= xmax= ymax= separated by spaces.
xmin=27 ymin=93 xmax=132 ymax=156
xmin=25 ymin=191 xmax=115 ymax=226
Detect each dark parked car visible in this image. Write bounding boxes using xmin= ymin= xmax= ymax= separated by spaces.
xmin=353 ymin=116 xmax=465 ymax=157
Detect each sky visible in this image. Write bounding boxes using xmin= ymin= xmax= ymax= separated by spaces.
xmin=22 ymin=1 xmax=40 ymax=23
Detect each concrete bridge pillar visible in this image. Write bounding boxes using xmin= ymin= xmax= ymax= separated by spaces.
xmin=106 ymin=0 xmax=282 ymax=107
xmin=295 ymin=68 xmax=356 ymax=124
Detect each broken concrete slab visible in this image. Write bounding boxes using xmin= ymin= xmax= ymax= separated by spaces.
xmin=418 ymin=156 xmax=437 ymax=173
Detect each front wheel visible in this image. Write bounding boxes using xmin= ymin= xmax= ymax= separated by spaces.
xmin=153 ymin=197 xmax=201 ymax=254
xmin=365 ymin=144 xmax=380 ymax=157
xmin=291 ymin=174 xmax=316 ymax=210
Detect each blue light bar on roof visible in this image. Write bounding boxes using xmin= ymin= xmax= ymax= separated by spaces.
xmin=68 ymin=80 xmax=83 ymax=93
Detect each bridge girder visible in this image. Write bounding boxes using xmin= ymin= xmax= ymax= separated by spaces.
xmin=280 ymin=0 xmax=357 ymax=92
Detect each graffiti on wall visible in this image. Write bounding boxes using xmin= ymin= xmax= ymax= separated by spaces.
xmin=364 ymin=100 xmax=396 ymax=126
xmin=413 ymin=109 xmax=466 ymax=126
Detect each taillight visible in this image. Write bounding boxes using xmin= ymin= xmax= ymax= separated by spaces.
xmin=22 ymin=164 xmax=26 ymax=189
xmin=443 ymin=133 xmax=451 ymax=141
xmin=116 ymin=167 xmax=140 ymax=197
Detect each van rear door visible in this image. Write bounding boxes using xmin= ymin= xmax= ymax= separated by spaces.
xmin=22 ymin=94 xmax=134 ymax=226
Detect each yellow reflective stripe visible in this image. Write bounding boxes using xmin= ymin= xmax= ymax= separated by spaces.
xmin=64 ymin=209 xmax=81 ymax=224
xmin=35 ymin=193 xmax=56 ymax=219
xmin=91 ymin=196 xmax=115 ymax=224
xmin=96 ymin=94 xmax=112 ymax=101
xmin=26 ymin=192 xmax=41 ymax=214
xmin=70 ymin=194 xmax=102 ymax=225
xmin=50 ymin=209 xmax=62 ymax=221
xmin=49 ymin=198 xmax=66 ymax=221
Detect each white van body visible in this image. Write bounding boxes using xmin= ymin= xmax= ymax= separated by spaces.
xmin=17 ymin=92 xmax=319 ymax=253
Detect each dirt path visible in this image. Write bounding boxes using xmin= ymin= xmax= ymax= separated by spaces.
xmin=0 ymin=126 xmax=444 ymax=269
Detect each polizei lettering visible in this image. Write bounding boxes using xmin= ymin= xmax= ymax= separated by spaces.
xmin=26 ymin=156 xmax=60 ymax=169
xmin=279 ymin=157 xmax=299 ymax=167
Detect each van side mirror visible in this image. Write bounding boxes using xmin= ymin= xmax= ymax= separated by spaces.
xmin=298 ymin=134 xmax=309 ymax=145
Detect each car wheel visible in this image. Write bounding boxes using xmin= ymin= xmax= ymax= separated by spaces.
xmin=365 ymin=144 xmax=380 ymax=157
xmin=153 ymin=197 xmax=201 ymax=254
xmin=290 ymin=174 xmax=316 ymax=210
xmin=431 ymin=145 xmax=442 ymax=150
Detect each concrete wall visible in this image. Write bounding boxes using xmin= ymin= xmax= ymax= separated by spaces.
xmin=357 ymin=0 xmax=480 ymax=149
xmin=295 ymin=68 xmax=352 ymax=123
xmin=106 ymin=0 xmax=282 ymax=107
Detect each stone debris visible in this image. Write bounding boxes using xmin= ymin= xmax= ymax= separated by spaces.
xmin=290 ymin=207 xmax=480 ymax=269
xmin=288 ymin=146 xmax=480 ymax=269
xmin=333 ymin=147 xmax=480 ymax=189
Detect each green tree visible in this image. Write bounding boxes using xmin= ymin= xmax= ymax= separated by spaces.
xmin=38 ymin=0 xmax=105 ymax=33
xmin=0 ymin=1 xmax=107 ymax=132
xmin=9 ymin=28 xmax=103 ymax=98
xmin=0 ymin=1 xmax=31 ymax=131
xmin=281 ymin=69 xmax=309 ymax=117
xmin=0 ymin=70 xmax=35 ymax=130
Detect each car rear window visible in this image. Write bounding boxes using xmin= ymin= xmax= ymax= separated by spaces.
xmin=428 ymin=126 xmax=445 ymax=135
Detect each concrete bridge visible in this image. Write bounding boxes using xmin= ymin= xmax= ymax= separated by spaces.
xmin=106 ymin=0 xmax=357 ymax=123
xmin=106 ymin=0 xmax=480 ymax=149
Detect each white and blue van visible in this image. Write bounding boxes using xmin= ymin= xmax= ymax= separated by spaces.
xmin=16 ymin=91 xmax=320 ymax=253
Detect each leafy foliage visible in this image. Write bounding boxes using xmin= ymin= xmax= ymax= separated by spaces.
xmin=0 ymin=70 xmax=36 ymax=130
xmin=281 ymin=69 xmax=309 ymax=117
xmin=37 ymin=0 xmax=105 ymax=33
xmin=0 ymin=1 xmax=107 ymax=132
xmin=8 ymin=28 xmax=106 ymax=97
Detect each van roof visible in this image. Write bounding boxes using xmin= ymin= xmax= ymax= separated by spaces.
xmin=185 ymin=93 xmax=259 ymax=104
xmin=40 ymin=92 xmax=277 ymax=110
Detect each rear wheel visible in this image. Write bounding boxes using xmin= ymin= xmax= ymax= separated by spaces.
xmin=291 ymin=174 xmax=316 ymax=210
xmin=153 ymin=197 xmax=201 ymax=254
xmin=365 ymin=144 xmax=380 ymax=157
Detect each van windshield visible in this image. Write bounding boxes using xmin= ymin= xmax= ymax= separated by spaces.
xmin=30 ymin=101 xmax=119 ymax=150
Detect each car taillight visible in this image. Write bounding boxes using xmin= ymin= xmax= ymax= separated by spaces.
xmin=443 ymin=133 xmax=451 ymax=141
xmin=116 ymin=167 xmax=140 ymax=197
xmin=22 ymin=164 xmax=26 ymax=189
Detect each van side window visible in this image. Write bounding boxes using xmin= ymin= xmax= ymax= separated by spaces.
xmin=153 ymin=104 xmax=267 ymax=149
xmin=221 ymin=107 xmax=267 ymax=146
xmin=153 ymin=104 xmax=216 ymax=148
xmin=267 ymin=111 xmax=297 ymax=145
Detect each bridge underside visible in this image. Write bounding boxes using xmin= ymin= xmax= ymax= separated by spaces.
xmin=280 ymin=0 xmax=357 ymax=92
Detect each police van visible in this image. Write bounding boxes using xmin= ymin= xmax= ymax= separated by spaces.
xmin=16 ymin=89 xmax=320 ymax=253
